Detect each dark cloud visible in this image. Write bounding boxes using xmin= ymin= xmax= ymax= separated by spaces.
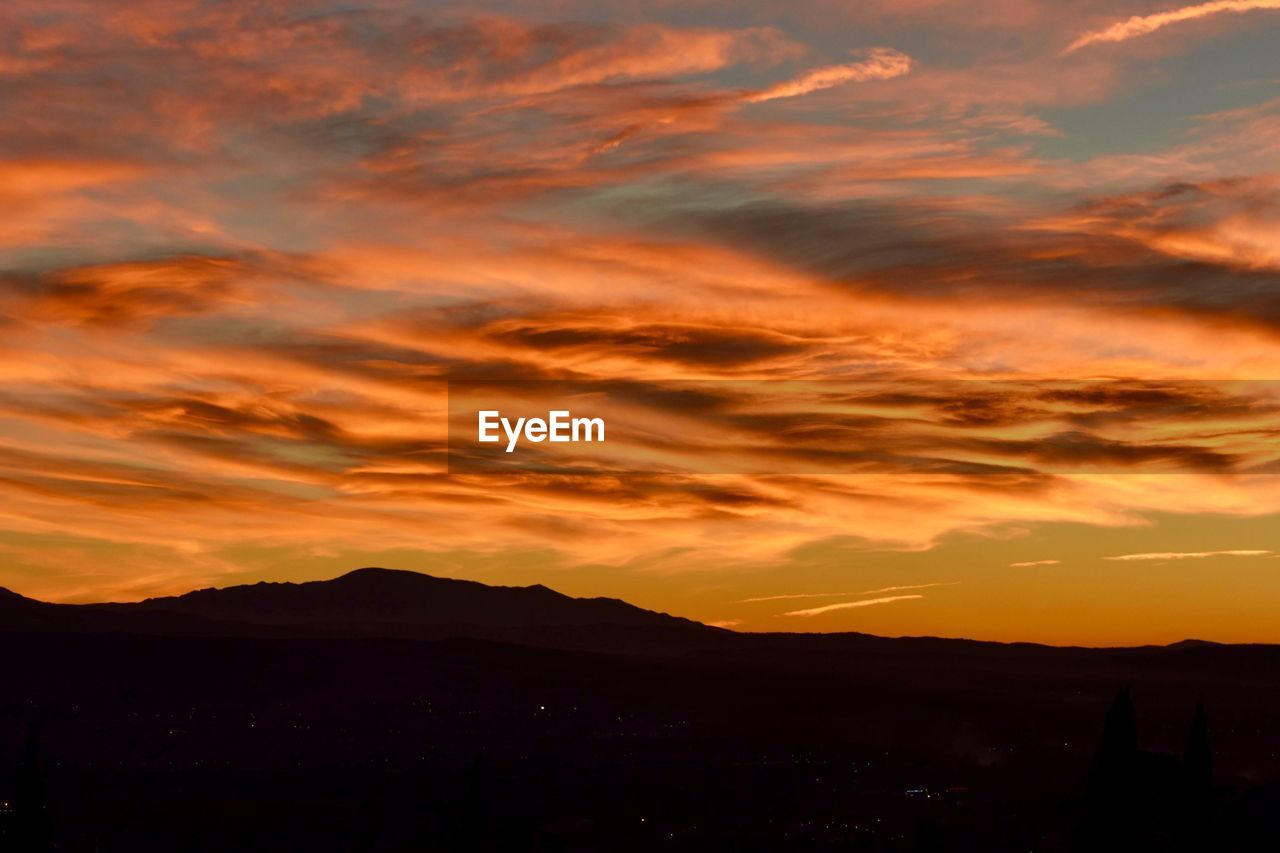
xmin=0 ymin=253 xmax=313 ymax=328
xmin=660 ymin=191 xmax=1280 ymax=328
xmin=487 ymin=320 xmax=809 ymax=366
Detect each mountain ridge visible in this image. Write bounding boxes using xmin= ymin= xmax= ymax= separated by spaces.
xmin=0 ymin=569 xmax=1263 ymax=654
xmin=0 ymin=567 xmax=723 ymax=654
xmin=121 ymin=566 xmax=705 ymax=629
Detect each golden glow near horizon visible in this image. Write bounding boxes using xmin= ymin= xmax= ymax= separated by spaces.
xmin=2 ymin=1 xmax=1280 ymax=643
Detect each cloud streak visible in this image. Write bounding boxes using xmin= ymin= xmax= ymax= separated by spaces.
xmin=1104 ymin=550 xmax=1273 ymax=561
xmin=784 ymin=595 xmax=925 ymax=617
xmin=738 ymin=582 xmax=954 ymax=603
xmin=743 ymin=48 xmax=911 ymax=102
xmin=1063 ymin=0 xmax=1280 ymax=54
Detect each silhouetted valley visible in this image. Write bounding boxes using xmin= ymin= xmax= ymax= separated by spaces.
xmin=2 ymin=569 xmax=1280 ymax=851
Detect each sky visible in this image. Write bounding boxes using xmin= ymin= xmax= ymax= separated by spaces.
xmin=2 ymin=0 xmax=1280 ymax=644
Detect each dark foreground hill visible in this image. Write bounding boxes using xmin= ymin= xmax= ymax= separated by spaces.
xmin=4 ymin=570 xmax=1280 ymax=851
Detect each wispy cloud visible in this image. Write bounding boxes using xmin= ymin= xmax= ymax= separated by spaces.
xmin=1063 ymin=0 xmax=1280 ymax=54
xmin=744 ymin=48 xmax=911 ymax=102
xmin=1104 ymin=549 xmax=1273 ymax=561
xmin=578 ymin=47 xmax=913 ymax=160
xmin=739 ymin=582 xmax=953 ymax=603
xmin=785 ymin=595 xmax=924 ymax=617
xmin=1010 ymin=559 xmax=1061 ymax=567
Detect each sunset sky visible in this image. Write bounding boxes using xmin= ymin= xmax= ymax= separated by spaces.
xmin=3 ymin=0 xmax=1280 ymax=644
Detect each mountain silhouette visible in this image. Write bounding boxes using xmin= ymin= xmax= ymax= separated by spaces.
xmin=1 ymin=569 xmax=1254 ymax=657
xmin=128 ymin=567 xmax=696 ymax=628
xmin=0 ymin=568 xmax=721 ymax=653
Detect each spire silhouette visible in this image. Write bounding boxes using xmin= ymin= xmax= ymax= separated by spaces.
xmin=1075 ymin=690 xmax=1221 ymax=852
xmin=1075 ymin=688 xmax=1141 ymax=851
xmin=1097 ymin=687 xmax=1137 ymax=758
xmin=1088 ymin=687 xmax=1138 ymax=802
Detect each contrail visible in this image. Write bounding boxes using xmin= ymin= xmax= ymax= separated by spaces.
xmin=1104 ymin=549 xmax=1272 ymax=561
xmin=738 ymin=582 xmax=954 ymax=603
xmin=1063 ymin=0 xmax=1280 ymax=54
xmin=784 ymin=595 xmax=924 ymax=617
xmin=744 ymin=48 xmax=911 ymax=102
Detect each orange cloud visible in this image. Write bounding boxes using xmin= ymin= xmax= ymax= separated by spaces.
xmin=743 ymin=47 xmax=911 ymax=102
xmin=1063 ymin=0 xmax=1280 ymax=53
xmin=1104 ymin=549 xmax=1273 ymax=560
xmin=1 ymin=0 xmax=1279 ymax=642
xmin=784 ymin=595 xmax=925 ymax=616
xmin=740 ymin=583 xmax=954 ymax=602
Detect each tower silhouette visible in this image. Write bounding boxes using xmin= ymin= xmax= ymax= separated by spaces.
xmin=1088 ymin=687 xmax=1139 ymax=804
xmin=1074 ymin=687 xmax=1141 ymax=851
